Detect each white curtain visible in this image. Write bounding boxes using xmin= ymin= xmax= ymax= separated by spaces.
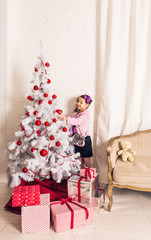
xmin=95 ymin=0 xmax=151 ymax=183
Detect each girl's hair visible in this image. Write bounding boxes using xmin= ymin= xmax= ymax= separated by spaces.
xmin=74 ymin=94 xmax=92 ymax=112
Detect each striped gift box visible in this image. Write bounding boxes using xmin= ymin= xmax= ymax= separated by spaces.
xmin=21 ymin=194 xmax=50 ymax=233
xmin=12 ymin=185 xmax=40 ymax=207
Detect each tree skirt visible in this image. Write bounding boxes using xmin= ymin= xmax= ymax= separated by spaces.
xmin=4 ymin=178 xmax=68 ymax=214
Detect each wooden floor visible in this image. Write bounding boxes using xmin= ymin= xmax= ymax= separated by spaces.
xmin=0 ymin=182 xmax=151 ymax=240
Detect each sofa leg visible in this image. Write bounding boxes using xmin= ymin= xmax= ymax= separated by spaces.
xmin=107 ymin=184 xmax=113 ymax=212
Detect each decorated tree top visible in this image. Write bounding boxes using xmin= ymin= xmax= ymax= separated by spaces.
xmin=8 ymin=55 xmax=80 ymax=187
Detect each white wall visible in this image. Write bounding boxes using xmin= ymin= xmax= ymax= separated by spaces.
xmin=0 ymin=0 xmax=7 ymax=182
xmin=2 ymin=0 xmax=103 ymax=183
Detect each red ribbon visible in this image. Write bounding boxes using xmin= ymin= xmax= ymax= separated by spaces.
xmin=50 ymin=197 xmax=89 ymax=229
xmin=25 ymin=151 xmax=35 ymax=158
xmin=83 ymin=167 xmax=95 ymax=180
xmin=41 ymin=59 xmax=45 ymax=66
xmin=20 ymin=123 xmax=34 ymax=138
xmin=39 ymin=129 xmax=48 ymax=137
xmin=20 ymin=123 xmax=48 ymax=138
xmin=77 ymin=174 xmax=97 ymax=202
xmin=78 ymin=176 xmax=86 ymax=202
xmin=45 ymin=143 xmax=50 ymax=161
xmin=51 ymin=146 xmax=72 ymax=158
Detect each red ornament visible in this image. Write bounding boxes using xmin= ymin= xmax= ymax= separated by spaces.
xmin=17 ymin=140 xmax=22 ymax=146
xmin=49 ymin=135 xmax=54 ymax=140
xmin=33 ymin=85 xmax=38 ymax=90
xmin=52 ymin=118 xmax=57 ymax=123
xmin=56 ymin=109 xmax=63 ymax=115
xmin=31 ymin=147 xmax=35 ymax=152
xmin=47 ymin=79 xmax=51 ymax=84
xmin=37 ymin=130 xmax=41 ymax=135
xmin=62 ymin=127 xmax=67 ymax=132
xmin=44 ymin=121 xmax=50 ymax=127
xmin=27 ymin=96 xmax=33 ymax=101
xmin=35 ymin=120 xmax=41 ymax=126
xmin=35 ymin=68 xmax=38 ymax=72
xmin=38 ymin=99 xmax=43 ymax=104
xmin=40 ymin=149 xmax=48 ymax=157
xmin=33 ymin=110 xmax=38 ymax=115
xmin=48 ymin=100 xmax=52 ymax=105
xmin=56 ymin=141 xmax=61 ymax=147
xmin=52 ymin=94 xmax=57 ymax=99
xmin=45 ymin=62 xmax=50 ymax=67
xmin=44 ymin=93 xmax=48 ymax=98
xmin=25 ymin=112 xmax=30 ymax=116
xmin=22 ymin=167 xmax=28 ymax=173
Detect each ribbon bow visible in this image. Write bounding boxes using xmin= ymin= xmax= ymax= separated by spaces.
xmin=83 ymin=167 xmax=95 ymax=180
xmin=60 ymin=197 xmax=73 ymax=205
xmin=83 ymin=94 xmax=91 ymax=104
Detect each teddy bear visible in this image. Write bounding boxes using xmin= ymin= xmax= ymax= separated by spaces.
xmin=117 ymin=141 xmax=136 ymax=162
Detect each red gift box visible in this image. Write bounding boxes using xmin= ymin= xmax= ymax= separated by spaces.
xmin=22 ymin=194 xmax=50 ymax=233
xmin=50 ymin=198 xmax=93 ymax=233
xmin=12 ymin=185 xmax=40 ymax=207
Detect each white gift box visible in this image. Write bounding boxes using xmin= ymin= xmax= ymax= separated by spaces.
xmin=68 ymin=174 xmax=98 ymax=204
xmin=21 ymin=193 xmax=50 ymax=233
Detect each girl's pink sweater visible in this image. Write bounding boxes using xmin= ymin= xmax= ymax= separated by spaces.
xmin=66 ymin=109 xmax=90 ymax=137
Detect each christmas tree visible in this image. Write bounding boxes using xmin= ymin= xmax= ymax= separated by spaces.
xmin=8 ymin=54 xmax=81 ymax=187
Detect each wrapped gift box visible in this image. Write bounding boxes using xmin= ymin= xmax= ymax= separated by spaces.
xmin=98 ymin=186 xmax=106 ymax=204
xmin=80 ymin=167 xmax=96 ymax=180
xmin=12 ymin=185 xmax=40 ymax=207
xmin=21 ymin=193 xmax=50 ymax=233
xmin=50 ymin=198 xmax=93 ymax=233
xmin=68 ymin=174 xmax=98 ymax=204
xmin=92 ymin=185 xmax=106 ymax=209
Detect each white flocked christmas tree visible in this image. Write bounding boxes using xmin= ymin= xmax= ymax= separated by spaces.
xmin=8 ymin=53 xmax=81 ymax=187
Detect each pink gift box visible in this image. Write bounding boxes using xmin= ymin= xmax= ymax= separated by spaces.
xmin=91 ymin=197 xmax=100 ymax=208
xmin=80 ymin=167 xmax=96 ymax=180
xmin=50 ymin=198 xmax=93 ymax=233
xmin=21 ymin=194 xmax=50 ymax=233
xmin=12 ymin=185 xmax=40 ymax=207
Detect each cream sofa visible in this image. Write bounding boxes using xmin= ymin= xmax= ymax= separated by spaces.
xmin=107 ymin=129 xmax=151 ymax=211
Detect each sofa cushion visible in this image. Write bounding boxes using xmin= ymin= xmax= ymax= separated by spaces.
xmin=113 ymin=156 xmax=151 ymax=184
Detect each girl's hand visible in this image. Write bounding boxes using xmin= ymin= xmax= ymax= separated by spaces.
xmin=58 ymin=114 xmax=66 ymax=121
xmin=57 ymin=114 xmax=63 ymax=119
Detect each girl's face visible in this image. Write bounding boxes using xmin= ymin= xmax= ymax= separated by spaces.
xmin=76 ymin=97 xmax=89 ymax=112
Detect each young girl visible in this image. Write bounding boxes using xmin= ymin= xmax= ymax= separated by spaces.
xmin=58 ymin=94 xmax=93 ymax=168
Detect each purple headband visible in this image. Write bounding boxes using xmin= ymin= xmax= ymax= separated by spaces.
xmin=83 ymin=95 xmax=91 ymax=104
